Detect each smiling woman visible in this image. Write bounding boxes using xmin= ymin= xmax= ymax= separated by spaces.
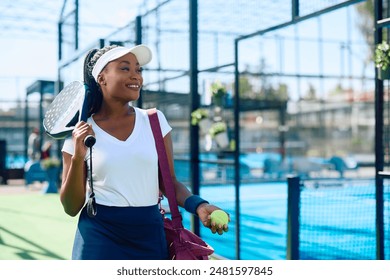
xmin=58 ymin=44 xmax=229 ymax=260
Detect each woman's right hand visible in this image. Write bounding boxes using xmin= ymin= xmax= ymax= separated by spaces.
xmin=72 ymin=121 xmax=95 ymax=160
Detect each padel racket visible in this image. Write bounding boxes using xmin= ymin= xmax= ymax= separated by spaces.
xmin=43 ymin=81 xmax=96 ymax=147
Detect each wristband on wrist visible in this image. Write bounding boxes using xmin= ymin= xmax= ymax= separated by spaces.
xmin=184 ymin=195 xmax=208 ymax=215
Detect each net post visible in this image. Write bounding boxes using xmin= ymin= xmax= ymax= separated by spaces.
xmin=287 ymin=175 xmax=300 ymax=260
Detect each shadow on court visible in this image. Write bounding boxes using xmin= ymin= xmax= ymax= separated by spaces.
xmin=0 ymin=225 xmax=65 ymax=260
xmin=0 ymin=188 xmax=77 ymax=260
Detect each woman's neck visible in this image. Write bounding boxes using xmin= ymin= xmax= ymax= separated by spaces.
xmin=94 ymin=105 xmax=135 ymax=121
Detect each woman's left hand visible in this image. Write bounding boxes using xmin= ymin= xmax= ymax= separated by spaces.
xmin=197 ymin=203 xmax=230 ymax=235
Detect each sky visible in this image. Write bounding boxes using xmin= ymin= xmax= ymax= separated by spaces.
xmin=0 ymin=1 xmax=374 ymax=108
xmin=0 ymin=37 xmax=58 ymax=101
xmin=0 ymin=0 xmax=144 ymax=107
xmin=235 ymin=6 xmax=374 ymax=101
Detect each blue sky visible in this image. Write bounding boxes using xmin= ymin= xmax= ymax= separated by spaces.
xmin=0 ymin=1 xmax=373 ymax=106
xmin=0 ymin=37 xmax=58 ymax=102
xmin=0 ymin=0 xmax=143 ymax=106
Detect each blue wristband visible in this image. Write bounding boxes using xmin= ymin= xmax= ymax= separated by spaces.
xmin=184 ymin=195 xmax=208 ymax=215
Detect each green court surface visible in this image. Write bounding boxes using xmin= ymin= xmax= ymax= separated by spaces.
xmin=0 ymin=191 xmax=78 ymax=260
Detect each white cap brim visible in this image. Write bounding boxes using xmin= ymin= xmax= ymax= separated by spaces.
xmin=92 ymin=45 xmax=152 ymax=81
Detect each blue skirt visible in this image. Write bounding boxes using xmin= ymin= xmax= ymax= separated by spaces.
xmin=72 ymin=204 xmax=168 ymax=260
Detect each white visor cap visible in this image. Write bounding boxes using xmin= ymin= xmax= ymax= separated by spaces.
xmin=92 ymin=45 xmax=152 ymax=81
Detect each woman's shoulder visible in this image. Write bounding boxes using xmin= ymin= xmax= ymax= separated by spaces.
xmin=134 ymin=107 xmax=148 ymax=115
xmin=134 ymin=107 xmax=171 ymax=135
xmin=134 ymin=107 xmax=165 ymax=117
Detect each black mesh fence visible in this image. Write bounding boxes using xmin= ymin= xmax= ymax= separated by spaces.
xmin=299 ymin=0 xmax=356 ymax=16
xmin=299 ymin=179 xmax=378 ymax=259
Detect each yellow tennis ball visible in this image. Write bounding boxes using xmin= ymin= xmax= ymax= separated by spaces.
xmin=211 ymin=210 xmax=229 ymax=226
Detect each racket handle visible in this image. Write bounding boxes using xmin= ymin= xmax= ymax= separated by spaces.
xmin=84 ymin=135 xmax=96 ymax=147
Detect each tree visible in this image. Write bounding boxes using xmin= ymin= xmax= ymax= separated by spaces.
xmin=328 ymin=83 xmax=344 ymax=97
xmin=302 ymin=83 xmax=317 ymax=101
xmin=355 ymin=0 xmax=375 ymax=62
xmin=238 ymin=75 xmax=254 ymax=99
xmin=235 ymin=61 xmax=289 ymax=101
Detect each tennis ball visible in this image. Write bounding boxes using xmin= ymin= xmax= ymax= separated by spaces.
xmin=210 ymin=210 xmax=229 ymax=226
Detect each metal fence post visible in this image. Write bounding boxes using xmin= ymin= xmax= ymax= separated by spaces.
xmin=189 ymin=0 xmax=201 ymax=236
xmin=287 ymin=175 xmax=300 ymax=260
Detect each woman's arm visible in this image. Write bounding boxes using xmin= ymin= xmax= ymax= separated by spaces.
xmin=60 ymin=121 xmax=93 ymax=216
xmin=60 ymin=152 xmax=87 ymax=216
xmin=162 ymin=132 xmax=229 ymax=235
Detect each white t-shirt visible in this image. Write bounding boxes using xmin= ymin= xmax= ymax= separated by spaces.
xmin=61 ymin=107 xmax=172 ymax=207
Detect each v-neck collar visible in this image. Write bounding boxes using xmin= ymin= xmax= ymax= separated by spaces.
xmin=90 ymin=107 xmax=139 ymax=144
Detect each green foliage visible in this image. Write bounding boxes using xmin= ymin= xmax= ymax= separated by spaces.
xmin=209 ymin=122 xmax=227 ymax=138
xmin=355 ymin=0 xmax=375 ymax=62
xmin=41 ymin=157 xmax=61 ymax=170
xmin=210 ymin=81 xmax=227 ymax=98
xmin=302 ymin=83 xmax=317 ymax=100
xmin=229 ymin=139 xmax=236 ymax=151
xmin=191 ymin=108 xmax=209 ymax=125
xmin=238 ymin=76 xmax=253 ymax=98
xmin=375 ymin=41 xmax=390 ymax=71
xmin=329 ymin=83 xmax=344 ymax=96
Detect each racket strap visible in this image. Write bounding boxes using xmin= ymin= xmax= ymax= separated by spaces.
xmin=86 ymin=146 xmax=97 ymax=217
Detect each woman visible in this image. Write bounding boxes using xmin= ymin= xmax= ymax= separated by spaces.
xmin=60 ymin=44 xmax=228 ymax=260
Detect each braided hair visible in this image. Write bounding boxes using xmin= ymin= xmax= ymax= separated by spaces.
xmin=83 ymin=45 xmax=118 ymax=117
